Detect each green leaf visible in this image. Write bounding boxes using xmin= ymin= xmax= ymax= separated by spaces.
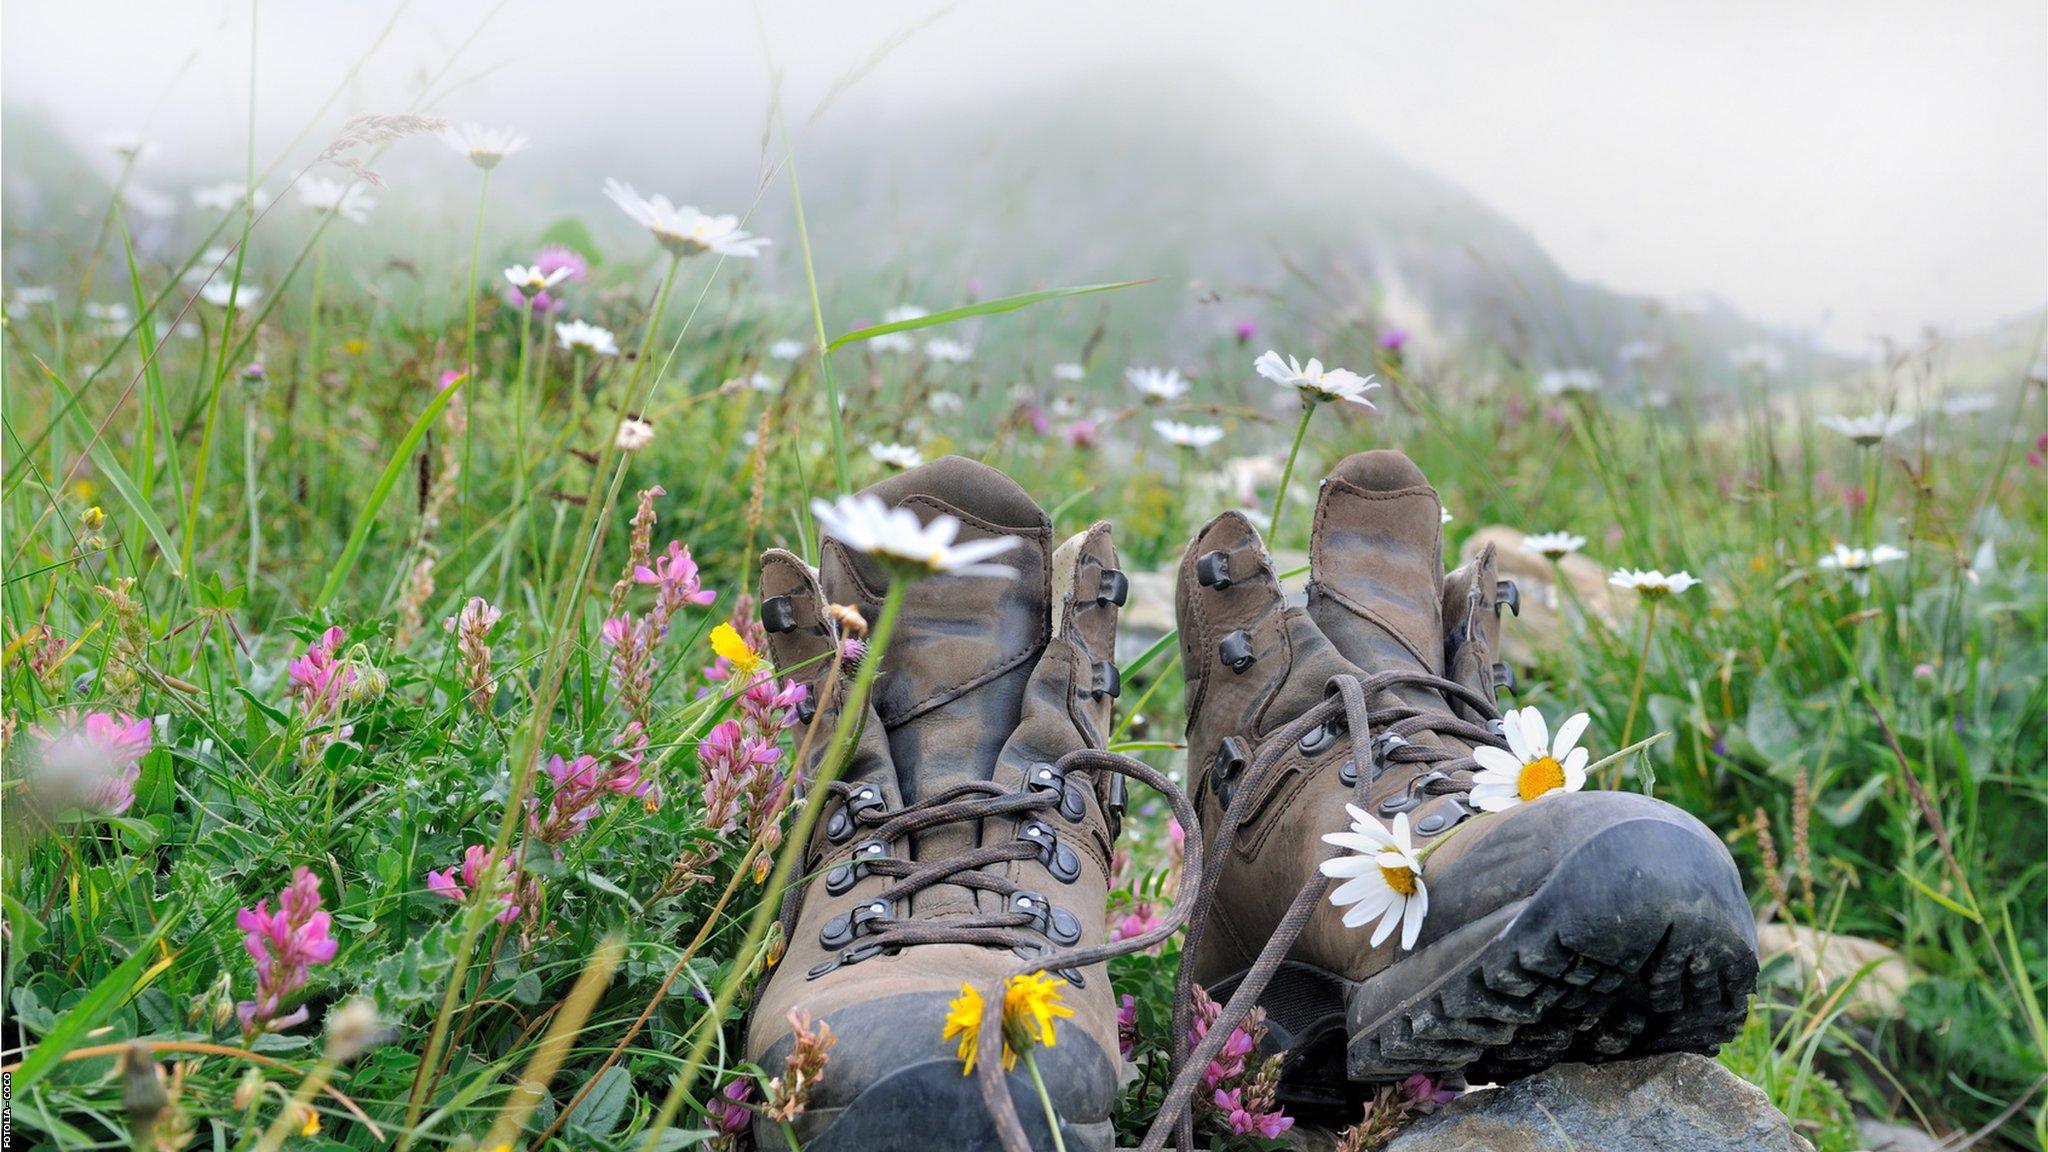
xmin=825 ymin=280 xmax=1149 ymax=352
xmin=566 ymin=1065 xmax=633 ymax=1137
xmin=12 ymin=909 xmax=180 ymax=1092
xmin=31 ymin=354 xmax=182 ymax=577
xmin=313 ymin=374 xmax=469 ymax=609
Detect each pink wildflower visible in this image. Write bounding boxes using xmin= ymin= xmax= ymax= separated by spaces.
xmin=1213 ymin=1087 xmax=1294 ymax=1139
xmin=425 ymin=845 xmax=523 ymax=923
xmin=635 ymin=540 xmax=718 ymax=622
xmin=1062 ymin=419 xmax=1099 ymax=449
xmin=444 ymin=597 xmax=503 ymax=711
xmin=286 ymin=626 xmax=352 ymax=710
xmin=236 ymin=867 xmax=339 ymax=1035
xmin=1400 ymin=1072 xmax=1457 ymax=1112
xmin=1117 ymin=994 xmax=1139 ymax=1061
xmin=697 ymin=719 xmax=782 ymax=835
xmin=1109 ymin=901 xmax=1165 ymax=943
xmin=30 ymin=710 xmax=153 ymax=816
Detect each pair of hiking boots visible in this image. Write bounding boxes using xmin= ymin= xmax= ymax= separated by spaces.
xmin=744 ymin=452 xmax=1757 ymax=1151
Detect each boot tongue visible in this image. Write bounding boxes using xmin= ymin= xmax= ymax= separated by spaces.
xmin=818 ymin=456 xmax=1054 ymax=803
xmin=1305 ymin=450 xmax=1463 ymax=736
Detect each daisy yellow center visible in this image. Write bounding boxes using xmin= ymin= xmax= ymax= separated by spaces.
xmin=1517 ymin=755 xmax=1566 ymax=801
xmin=1380 ymin=863 xmax=1418 ymax=896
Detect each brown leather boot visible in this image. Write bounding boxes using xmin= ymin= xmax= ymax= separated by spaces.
xmin=744 ymin=456 xmax=1148 ymax=1151
xmin=1168 ymin=449 xmax=1757 ymax=1122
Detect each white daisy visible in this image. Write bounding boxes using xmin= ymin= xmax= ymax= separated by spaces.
xmin=735 ymin=372 xmax=779 ymax=394
xmin=603 ymin=179 xmax=768 ymax=259
xmin=1051 ymin=362 xmax=1085 ymax=383
xmin=503 ymin=264 xmax=572 ymax=299
xmin=1470 ymin=707 xmax=1591 ymax=812
xmin=198 ymin=281 xmax=260 ymax=309
xmin=1319 ymin=807 xmax=1429 ymax=949
xmin=1817 ymin=543 xmax=1907 ymax=573
xmin=297 ymin=177 xmax=377 ymax=224
xmin=1255 ymin=350 xmax=1379 ymax=408
xmin=440 ymin=123 xmax=528 ymax=170
xmin=1818 ymin=412 xmax=1912 ymax=446
xmin=769 ymin=339 xmax=805 ymax=361
xmin=192 ymin=183 xmax=268 ymax=212
xmin=1127 ymin=366 xmax=1190 ymax=403
xmin=924 ymin=338 xmax=973 ymax=364
xmin=1608 ymin=568 xmax=1702 ymax=598
xmin=810 ymin=493 xmax=1020 ymax=580
xmin=85 ymin=302 xmax=132 ymax=323
xmin=1440 ymin=508 xmax=1454 ymax=525
xmin=1536 ymin=368 xmax=1602 ymax=397
xmin=556 ymin=319 xmax=619 ymax=357
xmin=927 ymin=390 xmax=965 ymax=414
xmin=615 ymin=417 xmax=655 ymax=452
xmin=1523 ymin=532 xmax=1587 ymax=560
xmin=868 ymin=442 xmax=924 ymax=470
xmin=11 ymin=286 xmax=57 ymax=307
xmin=1153 ymin=420 xmax=1224 ymax=449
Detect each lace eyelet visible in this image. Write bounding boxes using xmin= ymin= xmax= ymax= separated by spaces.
xmin=824 ymin=840 xmax=888 ymax=895
xmin=1018 ymin=820 xmax=1082 ymax=884
xmin=1027 ymin=763 xmax=1089 ymax=822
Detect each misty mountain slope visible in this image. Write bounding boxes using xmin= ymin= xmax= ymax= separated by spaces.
xmin=790 ymin=66 xmax=1815 ymax=380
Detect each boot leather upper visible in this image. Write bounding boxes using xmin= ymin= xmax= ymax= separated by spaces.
xmin=746 ymin=457 xmax=1128 ymax=1133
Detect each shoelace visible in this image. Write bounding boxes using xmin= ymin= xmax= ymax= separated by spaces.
xmin=810 ymin=774 xmax=1119 ymax=958
xmin=828 ymin=668 xmax=1501 ymax=1152
xmin=1136 ymin=668 xmax=1508 ymax=1152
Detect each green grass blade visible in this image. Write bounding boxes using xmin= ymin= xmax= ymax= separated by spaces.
xmin=825 ymin=280 xmax=1151 ymax=352
xmin=12 ymin=907 xmax=180 ymax=1092
xmin=33 ymin=355 xmax=182 ymax=577
xmin=313 ymin=375 xmax=468 ymax=610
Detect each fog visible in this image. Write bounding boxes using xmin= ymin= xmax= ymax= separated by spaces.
xmin=4 ymin=0 xmax=2045 ymax=354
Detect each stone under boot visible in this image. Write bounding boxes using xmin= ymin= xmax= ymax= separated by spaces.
xmin=1168 ymin=449 xmax=1758 ymax=1121
xmin=744 ymin=456 xmax=1147 ymax=1152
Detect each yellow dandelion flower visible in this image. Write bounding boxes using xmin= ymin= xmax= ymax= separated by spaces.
xmin=1002 ymin=971 xmax=1074 ymax=1052
xmin=941 ymin=974 xmax=1074 ymax=1076
xmin=942 ymin=982 xmax=995 ymax=1075
xmin=711 ymin=622 xmax=766 ymax=678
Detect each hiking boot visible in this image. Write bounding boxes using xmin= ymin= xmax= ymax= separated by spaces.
xmin=1172 ymin=449 xmax=1757 ymax=1119
xmin=745 ymin=456 xmax=1139 ymax=1152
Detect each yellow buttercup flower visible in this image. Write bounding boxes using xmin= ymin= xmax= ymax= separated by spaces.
xmin=711 ymin=622 xmax=766 ymax=678
xmin=941 ymin=973 xmax=1074 ymax=1076
xmin=299 ymin=1108 xmax=321 ymax=1137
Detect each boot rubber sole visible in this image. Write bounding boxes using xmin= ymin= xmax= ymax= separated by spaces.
xmin=754 ymin=1055 xmax=1114 ymax=1152
xmin=1210 ymin=811 xmax=1759 ymax=1120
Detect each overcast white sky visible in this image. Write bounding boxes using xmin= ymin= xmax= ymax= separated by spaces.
xmin=4 ymin=0 xmax=2045 ymax=352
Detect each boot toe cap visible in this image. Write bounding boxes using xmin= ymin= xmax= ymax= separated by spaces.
xmin=752 ymin=988 xmax=1118 ymax=1152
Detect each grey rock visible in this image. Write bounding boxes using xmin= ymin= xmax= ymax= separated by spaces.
xmin=1855 ymin=1116 xmax=1943 ymax=1152
xmin=1382 ymin=1054 xmax=1812 ymax=1152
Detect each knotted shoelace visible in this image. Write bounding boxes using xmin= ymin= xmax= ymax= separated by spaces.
xmin=817 ymin=667 xmax=1504 ymax=1152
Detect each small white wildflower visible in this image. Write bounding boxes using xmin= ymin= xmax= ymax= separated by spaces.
xmin=868 ymin=443 xmax=924 ymax=470
xmin=1523 ymin=532 xmax=1587 ymax=560
xmin=769 ymin=338 xmax=805 ymax=361
xmin=1255 ymin=350 xmax=1379 ymax=408
xmin=1051 ymin=362 xmax=1085 ymax=382
xmin=810 ymin=493 xmax=1020 ymax=579
xmin=1536 ymin=368 xmax=1602 ymax=396
xmin=1127 ymin=366 xmax=1190 ymax=402
xmin=1818 ymin=412 xmax=1913 ymax=446
xmin=1320 ymin=808 xmax=1429 ymax=950
xmin=603 ymin=179 xmax=768 ymax=258
xmin=1470 ymin=708 xmax=1591 ymax=812
xmin=503 ymin=264 xmax=571 ymax=299
xmin=1608 ymin=568 xmax=1701 ymax=598
xmin=198 ymin=281 xmax=260 ymax=309
xmin=1153 ymin=420 xmax=1224 ymax=449
xmin=556 ymin=319 xmax=619 ymax=357
xmin=439 ymin=123 xmax=528 ymax=170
